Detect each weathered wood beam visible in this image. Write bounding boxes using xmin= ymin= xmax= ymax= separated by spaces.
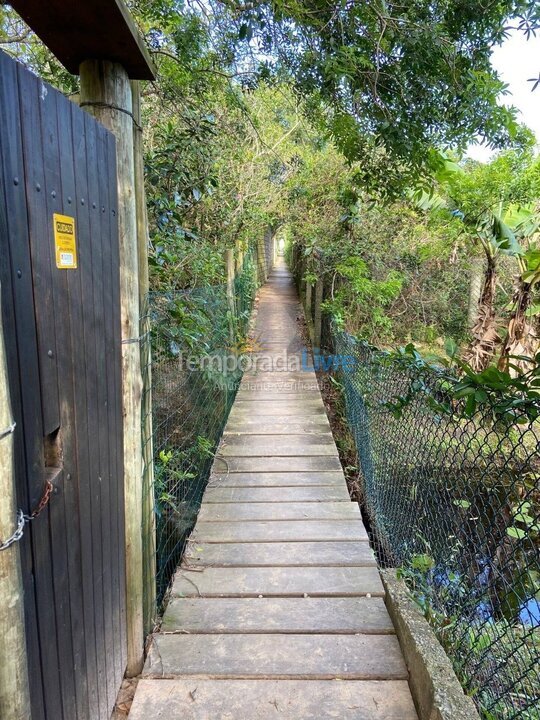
xmin=79 ymin=60 xmax=144 ymax=677
xmin=0 ymin=284 xmax=31 ymax=720
xmin=131 ymin=80 xmax=156 ymax=636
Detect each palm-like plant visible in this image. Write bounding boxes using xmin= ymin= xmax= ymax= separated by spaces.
xmin=462 ymin=208 xmax=522 ymax=371
xmin=498 ymin=213 xmax=540 ymax=372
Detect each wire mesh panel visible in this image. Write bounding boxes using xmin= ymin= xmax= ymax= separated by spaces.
xmin=331 ymin=328 xmax=539 ymax=720
xmin=141 ymin=252 xmax=257 ymax=610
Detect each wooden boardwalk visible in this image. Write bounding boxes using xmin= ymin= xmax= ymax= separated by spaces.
xmin=129 ymin=260 xmax=417 ymax=719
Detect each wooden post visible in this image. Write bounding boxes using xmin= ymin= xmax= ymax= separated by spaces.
xmin=235 ymin=246 xmax=244 ymax=274
xmin=313 ymin=277 xmax=324 ymax=352
xmin=131 ymin=80 xmax=156 ymax=636
xmin=225 ymin=248 xmax=236 ymax=346
xmin=80 ymin=60 xmax=144 ymax=676
xmin=305 ymin=282 xmax=313 ymax=323
xmin=0 ymin=284 xmax=31 ymax=720
xmin=253 ymin=244 xmax=260 ymax=288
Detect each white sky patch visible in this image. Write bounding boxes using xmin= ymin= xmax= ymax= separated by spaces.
xmin=466 ymin=29 xmax=540 ymax=163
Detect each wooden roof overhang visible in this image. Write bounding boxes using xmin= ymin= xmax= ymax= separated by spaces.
xmin=10 ymin=0 xmax=156 ymax=80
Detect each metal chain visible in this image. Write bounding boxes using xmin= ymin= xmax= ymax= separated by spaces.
xmin=0 ymin=421 xmax=16 ymax=440
xmin=0 ymin=510 xmax=25 ymax=551
xmin=25 ymin=480 xmax=54 ymax=521
xmin=0 ymin=479 xmax=54 ymax=551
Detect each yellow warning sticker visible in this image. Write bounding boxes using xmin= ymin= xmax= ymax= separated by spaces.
xmin=53 ymin=213 xmax=77 ymax=269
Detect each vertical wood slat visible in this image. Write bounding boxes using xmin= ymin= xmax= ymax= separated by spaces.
xmin=17 ymin=64 xmax=66 ymax=720
xmin=69 ymin=102 xmax=101 ymax=720
xmin=38 ymin=79 xmax=79 ymax=720
xmin=83 ymin=112 xmax=110 ymax=720
xmin=97 ymin=123 xmax=117 ymax=712
xmin=0 ymin=50 xmax=126 ymax=719
xmin=0 ymin=50 xmax=46 ymax=720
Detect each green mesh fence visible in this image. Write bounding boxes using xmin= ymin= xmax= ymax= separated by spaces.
xmin=141 ymin=249 xmax=257 ymax=611
xmin=329 ymin=328 xmax=539 ymax=720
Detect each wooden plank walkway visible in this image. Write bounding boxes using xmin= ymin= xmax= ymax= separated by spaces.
xmin=129 ymin=259 xmax=417 ymax=719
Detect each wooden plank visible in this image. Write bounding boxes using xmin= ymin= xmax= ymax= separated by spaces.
xmin=208 ymin=472 xmax=345 ymax=487
xmin=229 ymin=401 xmax=326 ymax=417
xmin=236 ymin=388 xmax=324 ymax=404
xmin=43 ymin=81 xmax=83 ymax=720
xmin=225 ymin=419 xmax=331 ymax=434
xmin=0 ymin=49 xmax=46 ymax=719
xmin=68 ymin=101 xmax=101 ymax=720
xmin=96 ymin=121 xmax=117 ymax=712
xmin=129 ymin=679 xmax=418 ymax=720
xmin=240 ymin=372 xmax=316 ymax=382
xmin=184 ymin=541 xmax=375 ymax=567
xmin=198 ymin=502 xmax=358 ymax=522
xmin=193 ymin=520 xmax=368 ymax=543
xmin=17 ymin=65 xmax=65 ymax=720
xmin=82 ymin=110 xmax=110 ymax=720
xmin=212 ymin=457 xmax=342 ymax=472
xmin=143 ymin=634 xmax=407 ymax=679
xmin=202 ymin=485 xmax=350 ymax=502
xmin=221 ymin=432 xmax=336 ymax=443
xmin=171 ymin=566 xmax=383 ymax=597
xmin=18 ymin=68 xmax=60 ymax=439
xmin=220 ymin=444 xmax=336 ymax=457
xmin=162 ymin=597 xmax=393 ymax=634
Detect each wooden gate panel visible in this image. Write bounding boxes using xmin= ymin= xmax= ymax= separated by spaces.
xmin=18 ymin=65 xmax=79 ymax=720
xmin=17 ymin=66 xmax=62 ymax=440
xmin=0 ymin=50 xmax=126 ymax=720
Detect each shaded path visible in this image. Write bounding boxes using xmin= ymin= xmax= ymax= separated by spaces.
xmin=129 ymin=259 xmax=417 ymax=719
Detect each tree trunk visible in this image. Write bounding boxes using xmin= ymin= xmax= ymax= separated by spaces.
xmin=464 ymin=255 xmax=499 ymax=371
xmin=467 ymin=256 xmax=484 ymax=329
xmin=498 ymin=279 xmax=539 ymax=374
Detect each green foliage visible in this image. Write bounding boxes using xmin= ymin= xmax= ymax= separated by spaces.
xmin=323 ymin=257 xmax=403 ymax=343
xmin=218 ymin=0 xmax=540 ymax=194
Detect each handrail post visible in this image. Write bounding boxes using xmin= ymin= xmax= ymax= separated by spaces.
xmin=132 ymin=80 xmax=156 ymax=637
xmin=225 ymin=249 xmax=236 ymax=346
xmin=313 ymin=277 xmax=324 ymax=353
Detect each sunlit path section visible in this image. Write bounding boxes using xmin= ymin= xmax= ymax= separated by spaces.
xmin=129 ymin=258 xmax=418 ymax=719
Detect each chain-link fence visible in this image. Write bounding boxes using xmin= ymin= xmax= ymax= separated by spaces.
xmin=329 ymin=328 xmax=539 ymax=720
xmin=141 ymin=248 xmax=258 ymax=613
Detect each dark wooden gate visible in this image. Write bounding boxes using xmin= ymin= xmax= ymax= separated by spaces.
xmin=0 ymin=51 xmax=126 ymax=720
